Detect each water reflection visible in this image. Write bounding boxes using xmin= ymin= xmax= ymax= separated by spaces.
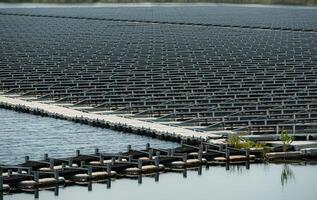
xmin=138 ymin=175 xmax=142 ymax=184
xmin=88 ymin=182 xmax=92 ymax=191
xmin=54 ymin=186 xmax=59 ymax=196
xmin=281 ymin=164 xmax=296 ymax=188
xmin=226 ymin=163 xmax=250 ymax=175
xmin=34 ymin=188 xmax=39 ymax=199
xmin=154 ymin=172 xmax=159 ymax=182
xmin=183 ymin=168 xmax=187 ymax=178
xmin=106 ymin=178 xmax=111 ymax=189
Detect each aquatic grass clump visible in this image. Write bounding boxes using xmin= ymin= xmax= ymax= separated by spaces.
xmin=228 ymin=133 xmax=266 ymax=150
xmin=280 ymin=130 xmax=294 ymax=152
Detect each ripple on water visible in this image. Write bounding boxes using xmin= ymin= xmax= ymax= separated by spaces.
xmin=0 ymin=108 xmax=177 ymax=164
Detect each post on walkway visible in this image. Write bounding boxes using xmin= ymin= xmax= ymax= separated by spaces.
xmin=167 ymin=149 xmax=171 ymax=156
xmin=245 ymin=149 xmax=250 ymax=160
xmin=95 ymin=148 xmax=99 ymax=155
xmin=68 ymin=158 xmax=73 ymax=167
xmin=146 ymin=143 xmax=150 ymax=151
xmin=149 ymin=149 xmax=154 ymax=159
xmin=34 ymin=171 xmax=39 ymax=183
xmin=111 ymin=157 xmax=116 ymax=165
xmin=80 ymin=161 xmax=85 ymax=168
xmin=106 ymin=163 xmax=111 ymax=174
xmin=88 ymin=166 xmax=92 ymax=177
xmin=44 ymin=153 xmax=49 ymax=161
xmin=54 ymin=170 xmax=59 ymax=181
xmin=62 ymin=163 xmax=66 ymax=170
xmin=118 ymin=153 xmax=123 ymax=162
xmin=128 ymin=155 xmax=133 ymax=162
xmin=198 ymin=149 xmax=203 ymax=161
xmin=0 ymin=175 xmax=3 ymax=192
xmin=127 ymin=145 xmax=131 ymax=152
xmin=204 ymin=144 xmax=208 ymax=152
xmin=182 ymin=153 xmax=187 ymax=162
xmin=99 ymin=155 xmax=104 ymax=165
xmin=138 ymin=159 xmax=142 ymax=170
xmin=25 ymin=156 xmax=30 ymax=163
xmin=225 ymin=145 xmax=230 ymax=161
xmin=76 ymin=150 xmax=80 ymax=157
xmin=154 ymin=156 xmax=160 ymax=167
xmin=219 ymin=144 xmax=223 ymax=152
xmin=50 ymin=159 xmax=54 ymax=170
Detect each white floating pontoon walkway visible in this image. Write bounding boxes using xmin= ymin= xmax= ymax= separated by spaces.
xmin=0 ymin=95 xmax=225 ymax=141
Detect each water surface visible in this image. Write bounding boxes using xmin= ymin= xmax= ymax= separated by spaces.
xmin=0 ymin=108 xmax=177 ymax=165
xmin=3 ymin=163 xmax=317 ymax=200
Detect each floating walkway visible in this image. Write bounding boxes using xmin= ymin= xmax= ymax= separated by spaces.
xmin=0 ymin=142 xmax=256 ymax=196
xmin=0 ymin=95 xmax=224 ymax=142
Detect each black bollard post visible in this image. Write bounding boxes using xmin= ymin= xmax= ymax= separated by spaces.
xmin=106 ymin=163 xmax=111 ymax=175
xmin=138 ymin=159 xmax=142 ymax=170
xmin=245 ymin=149 xmax=250 ymax=160
xmin=127 ymin=145 xmax=132 ymax=152
xmin=25 ymin=156 xmax=30 ymax=163
xmin=155 ymin=156 xmax=160 ymax=167
xmin=111 ymin=157 xmax=116 ymax=165
xmin=0 ymin=175 xmax=3 ymax=192
xmin=149 ymin=149 xmax=154 ymax=159
xmin=76 ymin=150 xmax=80 ymax=157
xmin=68 ymin=158 xmax=73 ymax=167
xmin=198 ymin=149 xmax=203 ymax=161
xmin=50 ymin=159 xmax=54 ymax=170
xmin=88 ymin=166 xmax=92 ymax=177
xmin=54 ymin=170 xmax=59 ymax=181
xmin=34 ymin=171 xmax=39 ymax=183
xmin=146 ymin=143 xmax=150 ymax=151
xmin=127 ymin=155 xmax=132 ymax=162
xmin=171 ymin=149 xmax=175 ymax=156
xmin=95 ymin=148 xmax=99 ymax=155
xmin=99 ymin=155 xmax=104 ymax=165
xmin=44 ymin=153 xmax=49 ymax=161
xmin=182 ymin=153 xmax=187 ymax=162
xmin=62 ymin=163 xmax=66 ymax=170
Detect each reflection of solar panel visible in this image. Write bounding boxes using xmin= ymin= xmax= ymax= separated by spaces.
xmin=0 ymin=6 xmax=316 ymax=135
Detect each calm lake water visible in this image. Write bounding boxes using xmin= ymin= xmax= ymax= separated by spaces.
xmin=0 ymin=109 xmax=316 ymax=200
xmin=0 ymin=108 xmax=177 ymax=165
xmin=2 ymin=163 xmax=317 ymax=200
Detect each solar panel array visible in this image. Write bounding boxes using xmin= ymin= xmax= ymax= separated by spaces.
xmin=0 ymin=5 xmax=317 ymax=135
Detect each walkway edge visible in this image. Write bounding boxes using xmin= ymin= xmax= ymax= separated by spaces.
xmin=0 ymin=95 xmax=220 ymax=141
